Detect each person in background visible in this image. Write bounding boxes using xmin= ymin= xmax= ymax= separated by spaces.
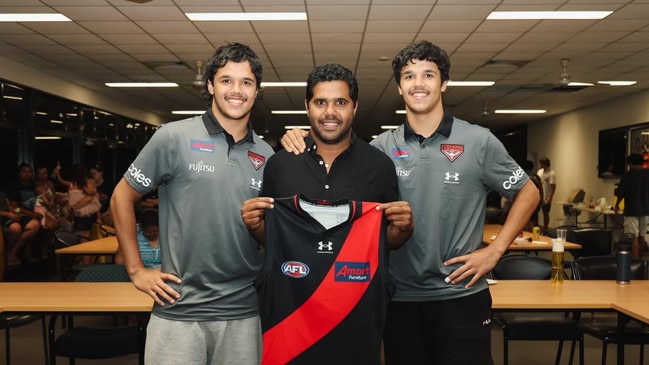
xmin=137 ymin=185 xmax=159 ymax=213
xmin=281 ymin=40 xmax=539 ymax=364
xmin=53 ymin=163 xmax=101 ymax=240
xmin=241 ymin=63 xmax=413 ymax=364
xmin=524 ymin=160 xmax=544 ymax=231
xmin=89 ymin=164 xmax=114 ymax=226
xmin=34 ymin=166 xmax=60 ymax=231
xmin=110 ymin=42 xmax=273 ymax=365
xmin=614 ymin=153 xmax=649 ymax=258
xmin=115 ymin=208 xmax=160 ymax=269
xmin=3 ymin=163 xmax=43 ymax=266
xmin=537 ymin=157 xmax=556 ymax=233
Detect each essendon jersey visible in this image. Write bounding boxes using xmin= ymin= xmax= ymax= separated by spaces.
xmin=257 ymin=195 xmax=392 ymax=365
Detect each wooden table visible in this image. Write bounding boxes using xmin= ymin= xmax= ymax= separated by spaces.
xmin=483 ymin=224 xmax=582 ymax=251
xmin=2 ymin=280 xmax=648 ymax=364
xmin=55 ymin=236 xmax=118 ymax=255
xmin=0 ymin=282 xmax=152 ymax=313
xmin=490 ymin=280 xmax=649 ymax=364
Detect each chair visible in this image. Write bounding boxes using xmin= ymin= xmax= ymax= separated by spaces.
xmin=492 ymin=254 xmax=584 ymax=365
xmin=570 ymin=256 xmax=649 ymax=365
xmin=54 ymin=229 xmax=92 ymax=281
xmin=48 ymin=264 xmax=145 ymax=365
xmin=98 ymin=224 xmax=116 ymax=237
xmin=54 ymin=229 xmax=90 ymax=248
xmin=0 ymin=228 xmax=49 ymax=365
xmin=562 ymin=204 xmax=582 ymax=227
xmin=1 ymin=314 xmax=49 ymax=365
xmin=571 ymin=228 xmax=614 ymax=259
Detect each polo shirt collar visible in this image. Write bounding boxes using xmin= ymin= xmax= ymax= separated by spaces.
xmin=201 ymin=108 xmax=254 ymax=142
xmin=404 ymin=109 xmax=454 ymax=141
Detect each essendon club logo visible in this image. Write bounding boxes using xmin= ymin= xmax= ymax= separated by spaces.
xmin=248 ymin=151 xmax=265 ymax=170
xmin=440 ymin=144 xmax=464 ymax=162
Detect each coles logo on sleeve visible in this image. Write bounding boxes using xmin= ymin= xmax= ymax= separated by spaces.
xmin=281 ymin=261 xmax=310 ymax=278
xmin=126 ymin=164 xmax=152 ymax=187
xmin=334 ymin=262 xmax=371 ymax=282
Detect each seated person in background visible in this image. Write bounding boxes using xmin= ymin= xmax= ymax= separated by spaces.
xmin=53 ymin=163 xmax=102 ymax=240
xmin=3 ymin=163 xmax=43 ymax=265
xmin=89 ymin=163 xmax=114 ymax=226
xmin=115 ymin=208 xmax=160 ymax=269
xmin=136 ymin=186 xmax=158 ymax=213
xmin=34 ymin=166 xmax=62 ymax=231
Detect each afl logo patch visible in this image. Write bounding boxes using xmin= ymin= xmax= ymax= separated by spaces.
xmin=281 ymin=261 xmax=310 ymax=278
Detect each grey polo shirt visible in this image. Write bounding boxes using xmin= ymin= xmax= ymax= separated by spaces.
xmin=371 ymin=112 xmax=527 ymax=302
xmin=123 ymin=110 xmax=274 ymax=321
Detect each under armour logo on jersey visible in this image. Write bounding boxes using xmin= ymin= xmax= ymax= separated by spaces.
xmin=250 ymin=178 xmax=262 ymax=190
xmin=440 ymin=144 xmax=464 ymax=162
xmin=317 ymin=241 xmax=334 ymax=254
xmin=444 ymin=172 xmax=460 ymax=183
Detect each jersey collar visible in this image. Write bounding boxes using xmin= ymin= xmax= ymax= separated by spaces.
xmin=201 ymin=108 xmax=254 ymax=143
xmin=404 ymin=109 xmax=454 ymax=141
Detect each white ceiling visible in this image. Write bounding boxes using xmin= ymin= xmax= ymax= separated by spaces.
xmin=1 ymin=0 xmax=648 ymax=141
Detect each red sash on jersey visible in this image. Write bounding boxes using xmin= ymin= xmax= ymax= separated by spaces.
xmin=261 ymin=202 xmax=382 ymax=365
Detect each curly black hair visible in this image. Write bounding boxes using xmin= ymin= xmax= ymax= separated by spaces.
xmin=392 ymin=40 xmax=450 ymax=84
xmin=305 ymin=63 xmax=358 ymax=105
xmin=201 ymin=42 xmax=263 ymax=103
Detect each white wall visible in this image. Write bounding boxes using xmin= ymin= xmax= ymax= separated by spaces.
xmin=528 ymin=90 xmax=649 ymax=227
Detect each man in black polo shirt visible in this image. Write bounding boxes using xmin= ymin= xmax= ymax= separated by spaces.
xmin=241 ymin=63 xmax=413 ymax=364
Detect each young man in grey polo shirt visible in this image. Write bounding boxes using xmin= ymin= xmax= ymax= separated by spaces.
xmin=111 ymin=42 xmax=273 ymax=364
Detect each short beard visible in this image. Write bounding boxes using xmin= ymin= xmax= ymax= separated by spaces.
xmin=311 ymin=120 xmax=352 ymax=145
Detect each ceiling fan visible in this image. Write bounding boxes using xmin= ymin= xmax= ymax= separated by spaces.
xmin=191 ymin=60 xmax=206 ymax=89
xmin=554 ymin=58 xmax=594 ymax=89
xmin=511 ymin=58 xmax=594 ymax=93
xmin=481 ymin=100 xmax=491 ymax=117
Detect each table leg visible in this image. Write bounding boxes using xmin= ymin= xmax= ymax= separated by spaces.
xmin=616 ymin=312 xmax=628 ymax=365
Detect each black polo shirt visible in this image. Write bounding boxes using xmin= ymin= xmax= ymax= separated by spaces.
xmin=262 ymin=133 xmax=398 ymax=203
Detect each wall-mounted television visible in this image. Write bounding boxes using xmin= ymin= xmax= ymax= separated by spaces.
xmin=598 ymin=127 xmax=627 ymax=178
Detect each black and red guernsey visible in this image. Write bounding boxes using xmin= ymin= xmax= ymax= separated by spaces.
xmin=257 ymin=195 xmax=391 ymax=365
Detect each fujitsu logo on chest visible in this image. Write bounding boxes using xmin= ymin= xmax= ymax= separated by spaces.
xmin=188 ymin=161 xmax=215 ymax=173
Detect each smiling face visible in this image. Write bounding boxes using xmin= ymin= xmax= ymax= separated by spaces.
xmin=397 ymin=59 xmax=447 ymax=117
xmin=306 ymin=80 xmax=357 ymax=146
xmin=207 ymin=60 xmax=258 ymax=124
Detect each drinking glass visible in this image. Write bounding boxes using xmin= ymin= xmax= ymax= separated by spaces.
xmin=551 ymin=239 xmax=564 ymax=283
